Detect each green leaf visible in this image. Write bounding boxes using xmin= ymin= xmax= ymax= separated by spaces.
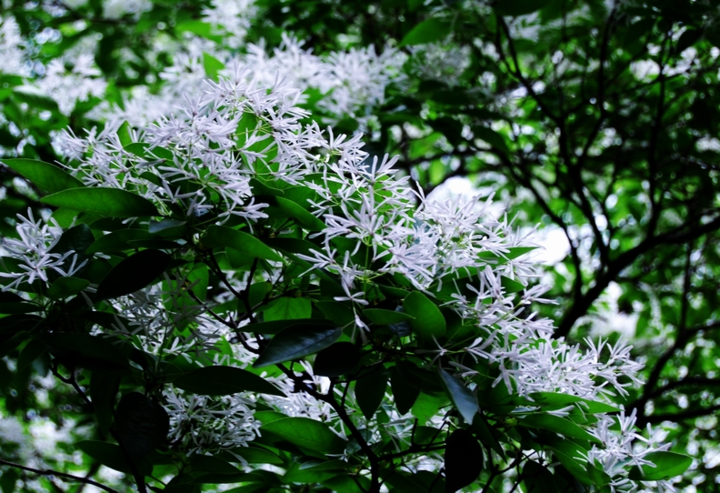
xmin=364 ymin=308 xmax=415 ymax=325
xmin=96 ymin=250 xmax=171 ymax=301
xmin=86 ymin=229 xmax=155 ymax=254
xmin=412 ymin=392 xmax=449 ymax=425
xmin=90 ymin=372 xmax=119 ymax=436
xmin=1 ymin=158 xmax=83 ymax=195
xmin=403 ymin=291 xmax=446 ymax=338
xmin=0 ymin=468 xmax=18 ymax=493
xmin=400 ymin=18 xmax=452 ymax=46
xmin=439 ymin=369 xmax=478 ymax=424
xmin=115 ymin=392 xmax=169 ymax=458
xmin=263 ymin=297 xmax=312 ymax=321
xmin=275 ymin=197 xmax=326 ymax=231
xmin=529 ymin=392 xmax=620 ymax=413
xmin=203 ymin=226 xmax=282 ymax=262
xmin=445 ymin=429 xmax=483 ymax=493
xmin=76 ymin=440 xmax=152 ymax=476
xmin=41 ymin=188 xmax=159 ymax=218
xmin=494 ymin=0 xmax=552 ymax=17
xmin=313 ymin=342 xmax=360 ymax=377
xmin=500 ymin=276 xmax=525 ymax=294
xmin=232 ymin=446 xmax=283 ymax=465
xmin=190 ymin=455 xmax=241 ymax=475
xmin=242 ymin=319 xmax=336 ymax=335
xmin=628 ymin=452 xmax=693 ymax=481
xmin=548 ymin=439 xmax=591 ymax=486
xmin=202 ymin=52 xmax=225 ymax=79
xmin=355 ymin=369 xmax=389 ymax=419
xmin=47 ymin=277 xmax=90 ymax=299
xmin=117 ymin=121 xmax=133 ymax=147
xmin=261 ymin=417 xmax=346 ymax=455
xmin=391 ymin=366 xmax=420 ymax=414
xmin=17 ymin=340 xmax=46 ymax=371
xmin=518 ymin=414 xmax=601 ymax=444
xmin=472 ymin=127 xmax=509 ymax=154
xmin=254 ymin=325 xmax=343 ymax=368
xmin=38 ymin=333 xmax=129 ymax=371
xmin=174 ymin=366 xmax=285 ymax=397
xmin=521 ymin=460 xmax=556 ymax=493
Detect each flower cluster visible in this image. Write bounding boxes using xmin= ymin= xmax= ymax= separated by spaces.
xmin=28 ymin=62 xmax=675 ymax=491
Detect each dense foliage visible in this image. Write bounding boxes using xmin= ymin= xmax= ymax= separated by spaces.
xmin=0 ymin=0 xmax=715 ymax=492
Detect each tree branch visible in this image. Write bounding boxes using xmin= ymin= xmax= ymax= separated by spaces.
xmin=0 ymin=459 xmax=119 ymax=493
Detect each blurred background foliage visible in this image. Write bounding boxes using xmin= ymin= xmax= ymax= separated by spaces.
xmin=1 ymin=0 xmax=720 ymax=491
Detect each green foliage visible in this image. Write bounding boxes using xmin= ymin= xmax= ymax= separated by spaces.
xmin=0 ymin=0 xmax=710 ymax=492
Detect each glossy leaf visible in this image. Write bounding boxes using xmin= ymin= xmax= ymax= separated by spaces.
xmin=2 ymin=158 xmax=83 ymax=195
xmin=439 ymin=369 xmax=478 ymax=424
xmin=203 ymin=225 xmax=282 ymax=262
xmin=96 ymin=250 xmax=171 ymax=300
xmin=364 ymin=308 xmax=415 ymax=325
xmin=628 ymin=452 xmax=693 ymax=481
xmin=275 ymin=197 xmax=326 ymax=231
xmin=41 ymin=188 xmax=159 ymax=217
xmin=260 ymin=417 xmax=346 ymax=454
xmin=400 ymin=18 xmax=452 ymax=46
xmin=518 ymin=414 xmax=601 ymax=444
xmin=173 ymin=366 xmax=285 ymax=397
xmin=254 ymin=324 xmax=343 ymax=367
xmin=403 ymin=291 xmax=446 ymax=338
xmin=263 ymin=296 xmax=312 ymax=321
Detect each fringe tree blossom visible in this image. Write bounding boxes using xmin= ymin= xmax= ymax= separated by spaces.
xmin=1 ymin=61 xmax=684 ymax=493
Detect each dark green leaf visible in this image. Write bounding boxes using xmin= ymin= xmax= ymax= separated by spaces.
xmin=1 ymin=158 xmax=83 ymax=195
xmin=628 ymin=452 xmax=693 ymax=481
xmin=355 ymin=369 xmax=388 ymax=419
xmin=76 ymin=440 xmax=152 ymax=476
xmin=518 ymin=414 xmax=601 ymax=444
xmin=313 ymin=342 xmax=360 ymax=377
xmin=439 ymin=369 xmax=478 ymax=424
xmin=17 ymin=340 xmax=46 ymax=371
xmin=364 ymin=308 xmax=415 ymax=325
xmin=38 ymin=333 xmax=128 ymax=371
xmin=391 ymin=366 xmax=420 ymax=414
xmin=203 ymin=226 xmax=282 ymax=262
xmin=242 ymin=319 xmax=336 ymax=335
xmin=445 ymin=429 xmax=483 ymax=493
xmin=41 ymin=188 xmax=159 ymax=217
xmin=115 ymin=392 xmax=169 ymax=458
xmin=254 ymin=325 xmax=343 ymax=367
xmin=90 ymin=372 xmax=119 ymax=436
xmin=190 ymin=455 xmax=241 ymax=475
xmin=86 ymin=229 xmax=154 ymax=254
xmin=403 ymin=291 xmax=446 ymax=338
xmin=275 ymin=197 xmax=326 ymax=231
xmin=0 ymin=468 xmax=17 ymax=493
xmin=96 ymin=250 xmax=171 ymax=300
xmin=263 ymin=297 xmax=312 ymax=321
xmin=47 ymin=277 xmax=90 ymax=299
xmin=174 ymin=366 xmax=285 ymax=397
xmin=400 ymin=18 xmax=452 ymax=46
xmin=529 ymin=392 xmax=620 ymax=413
xmin=548 ymin=439 xmax=591 ymax=486
xmin=494 ymin=0 xmax=552 ymax=17
xmin=260 ymin=417 xmax=346 ymax=455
